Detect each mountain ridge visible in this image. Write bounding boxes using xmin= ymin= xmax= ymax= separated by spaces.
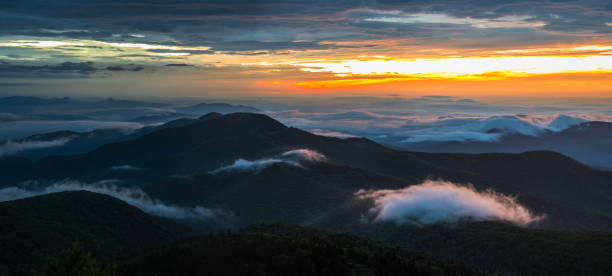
xmin=2 ymin=112 xmax=612 ymax=231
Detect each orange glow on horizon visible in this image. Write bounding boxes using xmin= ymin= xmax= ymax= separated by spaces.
xmin=282 ymin=49 xmax=612 ymax=94
xmin=272 ymin=71 xmax=612 ymax=98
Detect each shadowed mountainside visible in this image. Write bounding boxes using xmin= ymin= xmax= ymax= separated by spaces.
xmin=0 ymin=191 xmax=189 ymax=275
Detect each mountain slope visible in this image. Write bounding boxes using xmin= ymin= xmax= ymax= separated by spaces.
xmin=144 ymin=162 xmax=410 ymax=226
xmin=413 ymin=150 xmax=612 ymax=214
xmin=117 ymin=222 xmax=483 ymax=276
xmin=357 ymin=221 xmax=612 ymax=276
xmin=0 ymin=191 xmax=189 ymax=275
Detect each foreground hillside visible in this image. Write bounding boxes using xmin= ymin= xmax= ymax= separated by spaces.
xmin=0 ymin=191 xmax=482 ymax=276
xmin=0 ymin=191 xmax=189 ymax=275
xmin=350 ymin=221 xmax=612 ymax=276
xmin=3 ymin=191 xmax=612 ymax=275
xmin=117 ymin=223 xmax=483 ymax=276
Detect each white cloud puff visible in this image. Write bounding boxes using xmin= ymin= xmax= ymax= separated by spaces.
xmin=356 ymin=180 xmax=543 ymax=226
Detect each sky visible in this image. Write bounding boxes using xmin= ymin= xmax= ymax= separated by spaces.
xmin=0 ymin=0 xmax=611 ymax=100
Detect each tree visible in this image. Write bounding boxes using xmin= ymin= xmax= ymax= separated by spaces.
xmin=31 ymin=242 xmax=116 ymax=276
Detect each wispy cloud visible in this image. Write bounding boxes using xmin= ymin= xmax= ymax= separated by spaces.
xmin=0 ymin=180 xmax=225 ymax=221
xmin=110 ymin=165 xmax=140 ymax=171
xmin=0 ymin=120 xmax=142 ymax=140
xmin=210 ymin=149 xmax=326 ymax=174
xmin=0 ymin=137 xmax=72 ymax=157
xmin=363 ymin=13 xmax=546 ymax=29
xmin=356 ymin=180 xmax=543 ymax=226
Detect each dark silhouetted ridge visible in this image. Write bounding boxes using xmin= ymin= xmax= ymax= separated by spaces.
xmin=0 ymin=191 xmax=188 ymax=275
xmin=196 ymin=111 xmax=223 ymax=121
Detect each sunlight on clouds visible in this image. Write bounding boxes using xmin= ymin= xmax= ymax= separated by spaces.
xmin=103 ymin=42 xmax=180 ymax=50
xmin=3 ymin=35 xmax=612 ymax=97
xmin=364 ymin=13 xmax=547 ymax=29
xmin=155 ymin=52 xmax=191 ymax=56
xmin=573 ymin=46 xmax=612 ymax=52
xmin=296 ymin=78 xmax=414 ymax=88
xmin=0 ymin=37 xmax=212 ymax=65
xmin=496 ymin=45 xmax=612 ymax=55
xmin=102 ymin=42 xmax=211 ymax=52
xmin=0 ymin=37 xmax=210 ymax=53
xmin=296 ymin=56 xmax=612 ymax=80
xmin=0 ymin=40 xmax=83 ymax=48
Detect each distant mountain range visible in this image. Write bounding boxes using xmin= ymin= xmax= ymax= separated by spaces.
xmin=0 ymin=96 xmax=260 ymax=139
xmin=400 ymin=121 xmax=612 ymax=170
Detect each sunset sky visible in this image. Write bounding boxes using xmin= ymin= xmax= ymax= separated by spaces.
xmin=1 ymin=0 xmax=611 ymax=100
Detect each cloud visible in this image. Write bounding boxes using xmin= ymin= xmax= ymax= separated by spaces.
xmin=0 ymin=120 xmax=143 ymax=140
xmin=0 ymin=137 xmax=72 ymax=157
xmin=0 ymin=61 xmax=149 ymax=78
xmin=105 ymin=65 xmax=144 ymax=72
xmin=1 ymin=0 xmax=609 ymax=75
xmin=363 ymin=13 xmax=547 ymax=29
xmin=268 ymin=100 xmax=611 ymax=144
xmin=110 ymin=165 xmax=140 ymax=171
xmin=280 ymin=149 xmax=327 ymax=162
xmin=0 ymin=62 xmax=97 ymax=77
xmin=0 ymin=113 xmax=21 ymax=122
xmin=211 ymin=158 xmax=289 ymax=174
xmin=310 ymin=129 xmax=356 ymax=138
xmin=398 ymin=114 xmax=592 ymax=143
xmin=165 ymin=63 xmax=192 ymax=67
xmin=356 ymin=180 xmax=543 ymax=226
xmin=0 ymin=180 xmax=224 ymax=221
xmin=211 ymin=149 xmax=326 ymax=174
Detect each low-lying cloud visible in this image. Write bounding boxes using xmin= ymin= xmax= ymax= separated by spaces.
xmin=266 ymin=96 xmax=612 ymax=144
xmin=398 ymin=114 xmax=590 ymax=143
xmin=0 ymin=138 xmax=72 ymax=157
xmin=356 ymin=180 xmax=543 ymax=226
xmin=0 ymin=120 xmax=143 ymax=140
xmin=110 ymin=164 xmax=140 ymax=171
xmin=281 ymin=149 xmax=327 ymax=162
xmin=0 ymin=180 xmax=224 ymax=221
xmin=211 ymin=149 xmax=326 ymax=174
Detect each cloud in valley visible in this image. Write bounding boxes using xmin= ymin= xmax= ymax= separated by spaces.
xmin=356 ymin=180 xmax=543 ymax=226
xmin=0 ymin=138 xmax=72 ymax=157
xmin=211 ymin=149 xmax=326 ymax=174
xmin=267 ymin=99 xmax=612 ymax=144
xmin=0 ymin=180 xmax=224 ymax=221
xmin=110 ymin=164 xmax=140 ymax=171
xmin=280 ymin=149 xmax=327 ymax=162
xmin=0 ymin=120 xmax=142 ymax=140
